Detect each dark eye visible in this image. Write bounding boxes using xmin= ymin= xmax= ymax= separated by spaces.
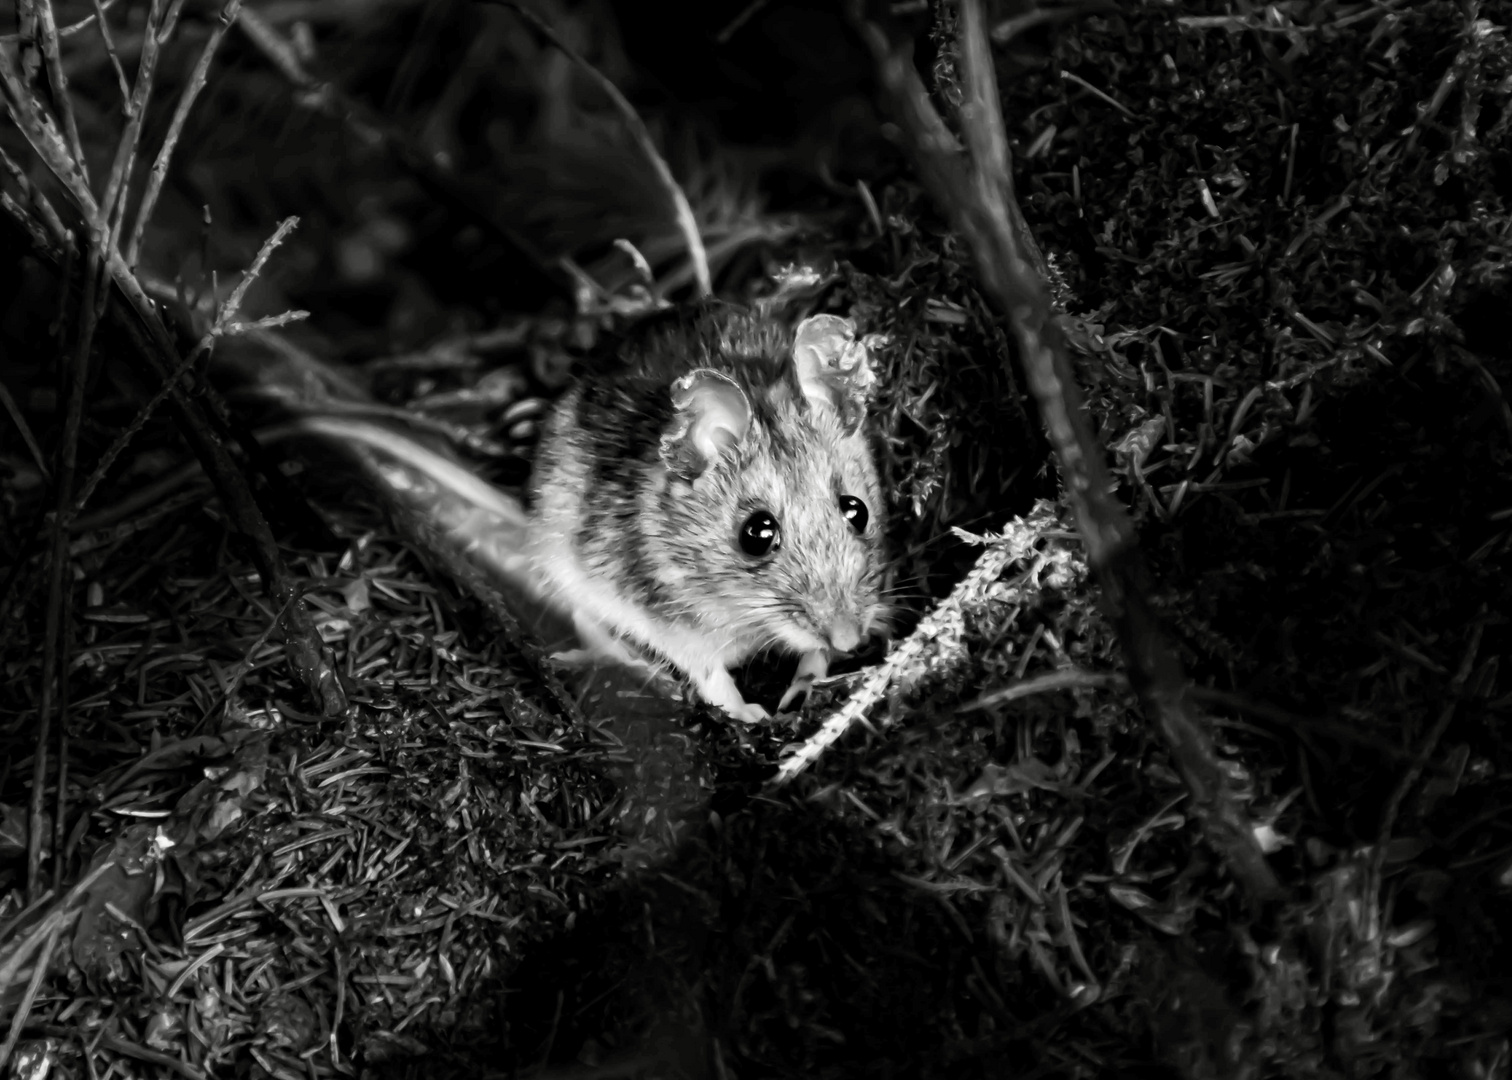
xmin=839 ymin=495 xmax=869 ymax=534
xmin=739 ymin=510 xmax=781 ymax=557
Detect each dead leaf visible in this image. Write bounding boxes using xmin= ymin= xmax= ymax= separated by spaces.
xmin=72 ymin=825 xmax=159 ymax=983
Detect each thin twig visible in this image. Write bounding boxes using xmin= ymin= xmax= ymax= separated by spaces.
xmin=716 ymin=0 xmax=771 ymax=43
xmin=0 ymin=905 xmax=65 ymax=1072
xmin=50 ymin=595 xmax=70 ymax=895
xmin=72 ymin=218 xmax=300 ymax=517
xmin=1366 ymin=615 xmax=1486 ymax=940
xmin=97 ymin=1036 xmax=208 ymax=1080
xmin=961 ymin=668 xmax=1125 ymax=712
xmin=1060 ymin=70 xmax=1136 ymax=119
xmin=0 ymin=0 xmax=121 ymax=43
xmin=89 ymin=0 xmax=132 ymax=108
xmin=33 ymin=0 xmax=89 ymax=179
xmin=492 ymin=0 xmax=712 ymax=298
xmin=0 ymin=190 xmax=60 ymax=265
xmin=220 ymin=311 xmax=309 ymax=334
xmin=98 ymin=0 xmax=188 ymax=261
xmin=126 ymin=0 xmax=246 ymax=268
xmin=209 ymin=216 xmax=297 ymax=328
xmin=29 ymin=220 xmax=106 ymax=904
xmin=992 ymin=1 xmax=1117 ymax=44
xmin=847 ymin=0 xmax=1281 ymax=908
xmin=0 ymin=860 xmax=114 ymax=978
xmin=0 ymin=379 xmax=50 ymax=481
xmin=0 ymin=859 xmax=114 ymax=1077
xmin=0 ymin=150 xmax=70 ymax=257
xmin=0 ymin=42 xmax=98 ymax=220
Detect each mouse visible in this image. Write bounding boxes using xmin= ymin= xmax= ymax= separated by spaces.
xmin=525 ymin=302 xmax=890 ymax=722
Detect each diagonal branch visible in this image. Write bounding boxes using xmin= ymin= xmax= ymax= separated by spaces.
xmin=31 ymin=0 xmax=89 ymax=180
xmin=0 ymin=40 xmax=101 ymax=227
xmin=847 ymin=0 xmax=1281 ymax=910
xmin=88 ymin=0 xmax=133 ymax=106
xmin=0 ymin=142 xmax=70 ymax=245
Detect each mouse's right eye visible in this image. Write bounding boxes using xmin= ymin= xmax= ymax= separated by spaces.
xmin=738 ymin=510 xmax=781 ymax=557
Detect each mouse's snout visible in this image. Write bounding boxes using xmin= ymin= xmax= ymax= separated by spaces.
xmin=809 ymin=580 xmax=888 ymax=657
xmin=826 ymin=619 xmax=862 ymax=655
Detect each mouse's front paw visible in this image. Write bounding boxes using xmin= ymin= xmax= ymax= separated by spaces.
xmin=777 ymin=649 xmax=830 ymax=713
xmin=548 ymin=647 xmax=598 ymax=668
xmin=724 ymin=700 xmax=771 ymax=724
xmin=777 ymin=678 xmax=814 ymax=713
xmin=693 ymin=667 xmax=769 ymax=724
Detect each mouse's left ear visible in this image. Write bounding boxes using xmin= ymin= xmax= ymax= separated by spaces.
xmin=792 ymin=314 xmax=880 ymax=434
xmin=660 ymin=369 xmax=752 ymax=480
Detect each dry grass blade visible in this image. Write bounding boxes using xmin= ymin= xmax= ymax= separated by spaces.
xmin=126 ymin=0 xmax=247 ymax=268
xmin=97 ymin=1035 xmax=207 ymax=1080
xmin=0 ymin=43 xmax=101 ymax=225
xmin=31 ymin=0 xmax=89 ymax=181
xmin=0 ymin=0 xmax=120 ymax=43
xmin=98 ymin=0 xmax=187 ymax=257
xmin=206 ymin=215 xmax=298 ymax=329
xmin=88 ymin=0 xmax=132 ymax=106
xmin=961 ymin=668 xmax=1125 ymax=712
xmin=0 ymin=911 xmax=64 ymax=1072
xmin=1365 ymin=614 xmax=1488 ymax=940
xmin=0 ymin=378 xmax=49 ymax=481
xmin=0 ymin=142 xmax=69 ymax=246
xmin=30 ymin=213 xmax=103 ymax=904
xmin=0 ymin=859 xmax=115 ymax=1039
xmin=74 ymin=216 xmax=300 ymax=517
xmin=847 ymin=0 xmax=1281 ymax=908
xmin=492 ymin=0 xmax=712 ymax=299
xmin=219 ymin=311 xmax=308 ymax=333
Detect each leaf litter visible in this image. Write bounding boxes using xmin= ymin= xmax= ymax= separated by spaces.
xmin=1 ymin=2 xmax=1511 ymax=1079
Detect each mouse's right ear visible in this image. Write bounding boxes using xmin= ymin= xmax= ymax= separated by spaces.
xmin=792 ymin=314 xmax=878 ymax=434
xmin=660 ymin=369 xmax=752 ymax=480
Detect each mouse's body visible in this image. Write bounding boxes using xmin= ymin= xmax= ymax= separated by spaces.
xmin=526 ymin=303 xmax=888 ymax=722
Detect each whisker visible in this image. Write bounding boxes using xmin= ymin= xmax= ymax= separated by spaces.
xmin=879 ymin=587 xmax=932 ymax=602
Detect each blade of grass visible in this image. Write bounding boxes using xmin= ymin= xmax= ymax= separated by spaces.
xmin=30 ymin=0 xmax=88 ymax=181
xmin=88 ymin=0 xmax=132 ymax=107
xmin=489 ymin=0 xmax=712 ymax=299
xmin=126 ymin=0 xmax=246 ymax=269
xmin=0 ymin=378 xmax=50 ymax=482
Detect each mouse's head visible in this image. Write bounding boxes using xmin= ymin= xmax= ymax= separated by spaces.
xmin=652 ymin=315 xmax=889 ymax=661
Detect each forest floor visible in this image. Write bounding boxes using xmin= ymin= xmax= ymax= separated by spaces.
xmin=2 ymin=2 xmax=1512 ymax=1079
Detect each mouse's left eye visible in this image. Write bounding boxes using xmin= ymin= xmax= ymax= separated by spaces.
xmin=739 ymin=510 xmax=782 ymax=557
xmin=839 ymin=495 xmax=868 ymax=534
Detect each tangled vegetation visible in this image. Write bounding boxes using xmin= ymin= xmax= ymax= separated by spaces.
xmin=2 ymin=2 xmax=1510 ymax=1078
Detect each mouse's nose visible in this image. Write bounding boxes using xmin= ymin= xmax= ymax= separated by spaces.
xmin=827 ymin=620 xmax=861 ymax=654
